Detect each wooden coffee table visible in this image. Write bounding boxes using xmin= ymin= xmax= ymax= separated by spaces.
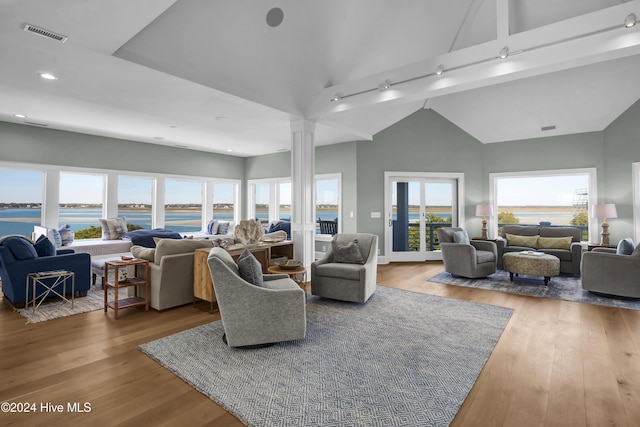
xmin=267 ymin=265 xmax=307 ymax=289
xmin=503 ymin=251 xmax=560 ymax=285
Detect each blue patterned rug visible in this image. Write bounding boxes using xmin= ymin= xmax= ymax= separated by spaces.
xmin=429 ymin=270 xmax=640 ymax=310
xmin=139 ymin=286 xmax=513 ymax=427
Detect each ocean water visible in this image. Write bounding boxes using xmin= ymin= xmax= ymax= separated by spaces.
xmin=0 ymin=208 xmax=340 ymax=237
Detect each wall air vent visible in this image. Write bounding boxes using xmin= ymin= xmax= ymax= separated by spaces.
xmin=24 ymin=121 xmax=49 ymax=127
xmin=541 ymin=125 xmax=556 ymax=131
xmin=23 ymin=24 xmax=68 ymax=43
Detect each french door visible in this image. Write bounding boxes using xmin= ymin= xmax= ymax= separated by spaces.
xmin=384 ymin=172 xmax=463 ymax=262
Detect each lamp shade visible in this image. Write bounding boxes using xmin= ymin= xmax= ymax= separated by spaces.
xmin=475 ymin=204 xmax=494 ymax=217
xmin=591 ymin=203 xmax=617 ymax=219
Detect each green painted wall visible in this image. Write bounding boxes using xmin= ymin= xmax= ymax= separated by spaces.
xmin=603 ymin=99 xmax=640 ymax=241
xmin=356 ymin=108 xmax=485 ymax=255
xmin=0 ymin=121 xmax=244 ymax=179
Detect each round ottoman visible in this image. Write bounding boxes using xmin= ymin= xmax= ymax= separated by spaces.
xmin=503 ymin=251 xmax=560 ymax=285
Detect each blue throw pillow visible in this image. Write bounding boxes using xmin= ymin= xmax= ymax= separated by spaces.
xmin=3 ymin=237 xmax=38 ymax=260
xmin=34 ymin=235 xmax=56 ymax=257
xmin=59 ymin=224 xmax=75 ymax=246
xmin=616 ymin=238 xmax=635 ymax=255
xmin=206 ymin=219 xmax=218 ymax=235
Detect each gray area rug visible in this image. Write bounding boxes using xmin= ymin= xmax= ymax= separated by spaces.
xmin=429 ymin=270 xmax=640 ymax=310
xmin=139 ymin=286 xmax=513 ymax=427
xmin=14 ymin=284 xmax=128 ymax=323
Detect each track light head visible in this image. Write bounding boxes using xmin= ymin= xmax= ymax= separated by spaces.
xmin=499 ymin=46 xmax=509 ymax=59
xmin=378 ymin=79 xmax=391 ymax=91
xmin=330 ymin=93 xmax=342 ymax=102
xmin=435 ymin=65 xmax=444 ymax=76
xmin=625 ymin=13 xmax=637 ymax=28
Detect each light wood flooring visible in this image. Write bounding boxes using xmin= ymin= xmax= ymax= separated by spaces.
xmin=1 ymin=262 xmax=639 ymax=426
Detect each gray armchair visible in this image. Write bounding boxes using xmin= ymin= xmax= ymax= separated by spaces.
xmin=581 ymin=239 xmax=640 ymax=298
xmin=311 ymin=233 xmax=378 ymax=303
xmin=207 ymin=247 xmax=306 ymax=347
xmin=437 ymin=227 xmax=497 ymax=279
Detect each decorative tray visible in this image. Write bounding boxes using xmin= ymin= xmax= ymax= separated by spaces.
xmin=262 ymin=236 xmax=286 ymax=243
xmin=276 ymin=259 xmax=302 ymax=269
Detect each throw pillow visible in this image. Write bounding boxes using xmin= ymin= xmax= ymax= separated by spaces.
xmin=217 ymin=221 xmax=230 ymax=235
xmin=3 ymin=237 xmax=38 ymax=260
xmin=631 ymin=243 xmax=640 ymax=257
xmin=616 ymin=238 xmax=635 ymax=255
xmin=506 ymin=233 xmax=539 ymax=249
xmin=237 ymin=249 xmax=263 ymax=286
xmin=34 ymin=234 xmax=56 ymax=257
xmin=206 ymin=219 xmax=219 ymax=235
xmin=537 ymin=236 xmax=572 ymax=250
xmin=99 ymin=217 xmax=127 ymax=240
xmin=452 ymin=230 xmax=470 ymax=245
xmin=45 ymin=227 xmax=62 ymax=247
xmin=332 ymin=239 xmax=365 ymax=264
xmin=58 ymin=224 xmax=75 ymax=246
xmin=131 ymin=245 xmax=155 ymax=263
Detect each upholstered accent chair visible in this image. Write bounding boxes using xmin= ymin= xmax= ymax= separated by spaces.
xmin=207 ymin=247 xmax=306 ymax=348
xmin=581 ymin=238 xmax=640 ymax=298
xmin=311 ymin=233 xmax=378 ymax=303
xmin=437 ymin=227 xmax=497 ymax=279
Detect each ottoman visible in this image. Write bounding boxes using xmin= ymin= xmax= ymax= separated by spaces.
xmin=503 ymin=251 xmax=560 ymax=285
xmin=91 ymin=253 xmax=133 ymax=287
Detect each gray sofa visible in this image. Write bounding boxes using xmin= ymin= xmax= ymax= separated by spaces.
xmin=581 ymin=238 xmax=640 ymax=298
xmin=207 ymin=247 xmax=306 ymax=347
xmin=497 ymin=225 xmax=583 ymax=277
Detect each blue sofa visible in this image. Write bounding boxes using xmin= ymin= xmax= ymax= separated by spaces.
xmin=0 ymin=236 xmax=91 ymax=308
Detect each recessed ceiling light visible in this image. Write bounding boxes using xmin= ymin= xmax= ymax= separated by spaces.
xmin=226 ymin=149 xmax=233 ymax=152
xmin=215 ymin=116 xmax=229 ymax=121
xmin=13 ymin=113 xmax=27 ymax=118
xmin=39 ymin=72 xmax=58 ymax=80
xmin=169 ymin=125 xmax=178 ymax=129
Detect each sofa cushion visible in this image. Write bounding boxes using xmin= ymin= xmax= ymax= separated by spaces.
xmin=332 ymin=239 xmax=365 ymax=264
xmin=617 ymin=238 xmax=635 ymax=255
xmin=3 ymin=237 xmax=38 ymax=260
xmin=537 ymin=236 xmax=572 ymax=250
xmin=237 ymin=249 xmax=263 ymax=287
xmin=506 ymin=233 xmax=538 ymax=248
xmin=99 ymin=217 xmax=127 ymax=240
xmin=476 ymin=250 xmax=495 ymax=264
xmin=34 ymin=235 xmax=56 ymax=257
xmin=130 ymin=245 xmax=156 ymax=263
xmin=154 ymin=239 xmax=214 ymax=265
xmin=315 ymin=262 xmax=363 ymax=281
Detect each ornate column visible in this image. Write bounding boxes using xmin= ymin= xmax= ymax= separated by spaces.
xmin=290 ymin=119 xmax=316 ymax=268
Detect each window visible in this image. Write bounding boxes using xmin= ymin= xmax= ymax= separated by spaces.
xmin=316 ymin=175 xmax=340 ymax=236
xmin=59 ymin=172 xmax=104 ymax=233
xmin=165 ymin=179 xmax=203 ymax=232
xmin=118 ymin=176 xmax=153 ymax=230
xmin=279 ymin=182 xmax=291 ymax=221
xmin=490 ymin=169 xmax=596 ymax=241
xmin=0 ymin=168 xmax=43 ymax=237
xmin=212 ymin=182 xmax=237 ymax=222
xmin=254 ymin=182 xmax=270 ymax=224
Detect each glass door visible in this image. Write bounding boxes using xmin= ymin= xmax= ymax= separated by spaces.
xmin=385 ymin=173 xmax=460 ymax=262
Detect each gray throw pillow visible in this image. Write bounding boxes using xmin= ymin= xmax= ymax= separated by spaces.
xmin=631 ymin=243 xmax=640 ymax=257
xmin=217 ymin=221 xmax=230 ymax=235
xmin=237 ymin=249 xmax=263 ymax=286
xmin=131 ymin=245 xmax=155 ymax=263
xmin=332 ymin=239 xmax=365 ymax=264
xmin=617 ymin=238 xmax=635 ymax=255
xmin=452 ymin=230 xmax=470 ymax=245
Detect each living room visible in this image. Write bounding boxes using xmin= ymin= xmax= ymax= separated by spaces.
xmin=2 ymin=2 xmax=640 ymax=426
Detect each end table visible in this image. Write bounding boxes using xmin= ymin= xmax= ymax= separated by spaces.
xmin=103 ymin=258 xmax=149 ymax=319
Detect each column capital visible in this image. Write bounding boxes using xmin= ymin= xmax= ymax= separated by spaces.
xmin=290 ymin=118 xmax=316 ymax=133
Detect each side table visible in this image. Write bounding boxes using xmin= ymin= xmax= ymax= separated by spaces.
xmin=267 ymin=265 xmax=307 ymax=289
xmin=26 ymin=270 xmax=75 ymax=314
xmin=104 ymin=258 xmax=150 ymax=319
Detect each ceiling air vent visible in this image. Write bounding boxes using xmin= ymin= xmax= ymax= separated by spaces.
xmin=23 ymin=24 xmax=68 ymax=43
xmin=541 ymin=125 xmax=556 ymax=131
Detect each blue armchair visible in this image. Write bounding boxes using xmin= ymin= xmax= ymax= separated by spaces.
xmin=0 ymin=236 xmax=91 ymax=308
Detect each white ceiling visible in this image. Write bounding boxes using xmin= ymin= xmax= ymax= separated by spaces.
xmin=0 ymin=0 xmax=639 ymax=157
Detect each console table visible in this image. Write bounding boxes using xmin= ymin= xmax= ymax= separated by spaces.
xmin=193 ymin=241 xmax=294 ymax=312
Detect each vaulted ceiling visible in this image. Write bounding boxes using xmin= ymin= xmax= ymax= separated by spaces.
xmin=1 ymin=1 xmax=639 ymax=157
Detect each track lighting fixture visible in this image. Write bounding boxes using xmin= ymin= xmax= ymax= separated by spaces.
xmin=625 ymin=13 xmax=637 ymax=28
xmin=330 ymin=93 xmax=342 ymax=102
xmin=378 ymin=79 xmax=391 ymax=91
xmin=498 ymin=46 xmax=509 ymax=59
xmin=435 ymin=65 xmax=444 ymax=76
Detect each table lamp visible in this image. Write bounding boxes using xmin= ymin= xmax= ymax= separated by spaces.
xmin=591 ymin=203 xmax=617 ymax=245
xmin=475 ymin=204 xmax=494 ymax=240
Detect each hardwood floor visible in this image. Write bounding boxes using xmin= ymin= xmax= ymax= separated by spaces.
xmin=1 ymin=262 xmax=639 ymax=426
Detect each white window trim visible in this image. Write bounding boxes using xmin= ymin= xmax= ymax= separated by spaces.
xmin=0 ymin=160 xmax=241 ymax=234
xmin=489 ymin=167 xmax=597 ymax=240
xmin=315 ymin=173 xmax=342 ymax=240
xmin=632 ymin=162 xmax=640 ymax=243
